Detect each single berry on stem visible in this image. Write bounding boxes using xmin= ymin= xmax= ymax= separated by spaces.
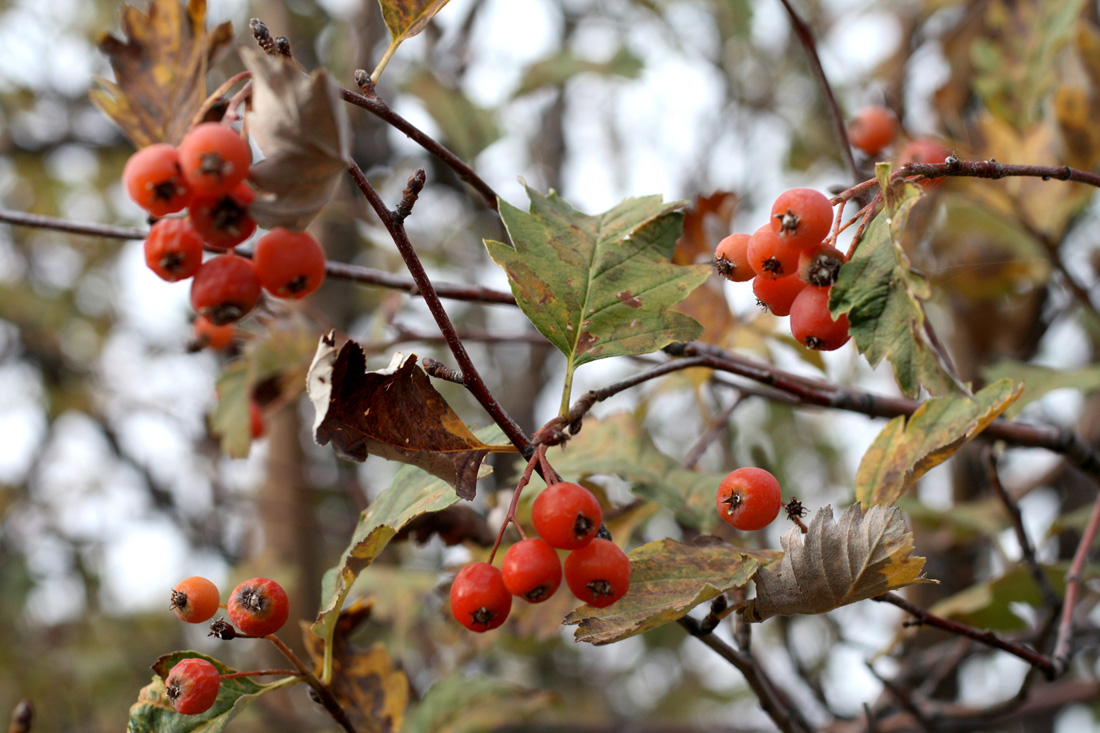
xmin=531 ymin=481 xmax=602 ymax=550
xmin=769 ymin=188 xmax=834 ymax=250
xmin=178 ymin=122 xmax=252 ymax=196
xmin=227 ymin=577 xmax=289 ymax=637
xmin=123 ymin=143 xmax=192 ymax=217
xmin=502 ymin=538 xmax=562 ymax=603
xmin=165 ymin=657 xmax=221 ymax=715
xmin=563 ymin=538 xmax=631 ymax=608
xmin=252 ymin=228 xmax=327 ymax=299
xmin=450 ymin=562 xmax=512 ymax=632
xmin=789 ymin=285 xmax=850 ymax=351
xmin=716 ymin=467 xmax=782 ymax=531
xmin=847 ymin=106 xmax=898 ymax=156
xmin=143 ymin=217 xmax=205 ymax=282
xmin=170 ymin=576 xmax=221 ymax=624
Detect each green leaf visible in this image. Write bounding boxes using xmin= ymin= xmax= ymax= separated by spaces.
xmin=372 ymin=0 xmax=451 ymax=82
xmin=310 ymin=426 xmax=505 ymax=641
xmin=856 ymin=379 xmax=1022 ymax=507
xmin=128 ymin=651 xmax=287 ymax=732
xmin=927 ymin=564 xmax=1067 ymax=632
xmin=831 ymin=164 xmax=965 ymax=398
xmin=513 ymin=47 xmax=644 ymax=97
xmin=403 ymin=675 xmax=554 ymax=733
xmin=485 ymin=186 xmax=710 ymax=412
xmin=403 ymin=69 xmax=499 ymax=160
xmin=535 ymin=412 xmax=727 ymax=532
xmin=983 ymin=360 xmax=1100 ymax=418
xmin=564 ymin=539 xmax=765 ymax=645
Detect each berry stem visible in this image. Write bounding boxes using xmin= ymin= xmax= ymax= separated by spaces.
xmin=265 ymin=634 xmax=358 ymax=732
xmin=488 ymin=447 xmax=544 ymax=563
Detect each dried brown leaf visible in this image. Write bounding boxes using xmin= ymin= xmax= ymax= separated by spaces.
xmin=742 ymin=504 xmax=933 ymax=623
xmin=306 ymin=333 xmax=517 ymax=499
xmin=92 ymin=0 xmax=232 ymax=147
xmin=242 ymin=47 xmax=351 ymax=231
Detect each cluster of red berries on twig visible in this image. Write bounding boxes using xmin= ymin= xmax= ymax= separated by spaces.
xmin=122 ymin=121 xmax=327 ymax=331
xmin=450 ymin=481 xmax=631 ymax=632
xmin=716 ymin=187 xmax=851 ymax=351
xmin=163 ymin=575 xmax=291 ymax=715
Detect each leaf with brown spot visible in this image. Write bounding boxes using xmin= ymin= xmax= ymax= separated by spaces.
xmin=306 ymin=333 xmax=517 ymax=499
xmin=856 ymin=378 xmax=1022 ymax=507
xmin=565 ymin=539 xmax=770 ymax=644
xmin=485 ymin=186 xmax=711 ymax=408
xmin=242 ymin=47 xmax=351 ymax=231
xmin=741 ymin=504 xmax=934 ymax=623
xmin=92 ymin=0 xmax=233 ymax=147
xmin=303 ymin=613 xmax=409 ymax=733
xmin=372 ymin=0 xmax=452 ymax=82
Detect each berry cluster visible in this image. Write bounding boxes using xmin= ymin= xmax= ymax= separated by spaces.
xmin=164 ymin=575 xmax=290 ymax=715
xmin=715 ymin=467 xmax=783 ymax=531
xmin=715 ymin=187 xmax=851 ymax=352
xmin=450 ymin=481 xmax=631 ymax=632
xmin=123 ymin=122 xmax=327 ymax=327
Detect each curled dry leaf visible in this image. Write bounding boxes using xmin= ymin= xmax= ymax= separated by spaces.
xmin=741 ymin=504 xmax=934 ymax=623
xmin=242 ymin=47 xmax=350 ymax=231
xmin=92 ymin=0 xmax=233 ymax=147
xmin=306 ymin=332 xmax=517 ymax=499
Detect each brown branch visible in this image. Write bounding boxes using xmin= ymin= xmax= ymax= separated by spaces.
xmin=1051 ymin=487 xmax=1100 ymax=676
xmin=682 ymin=390 xmax=746 ymax=470
xmin=346 ymin=163 xmax=531 ymax=456
xmin=873 ymin=592 xmax=1055 ymax=678
xmin=0 ymin=209 xmax=147 ymax=240
xmin=343 ymin=76 xmax=499 ymax=211
xmin=265 ymin=634 xmax=358 ymax=733
xmin=898 ymin=158 xmax=1100 ymax=189
xmin=776 ymin=0 xmax=859 ymax=183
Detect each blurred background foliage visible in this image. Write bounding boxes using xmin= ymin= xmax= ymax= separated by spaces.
xmin=3 ymin=0 xmax=1100 ymax=730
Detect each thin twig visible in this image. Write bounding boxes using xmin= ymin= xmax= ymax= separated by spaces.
xmin=346 ymin=163 xmax=531 ymax=456
xmin=873 ymin=592 xmax=1055 ymax=677
xmin=682 ymin=390 xmax=745 ymax=470
xmin=1051 ymin=487 xmax=1100 ymax=676
xmin=265 ymin=634 xmax=358 ymax=733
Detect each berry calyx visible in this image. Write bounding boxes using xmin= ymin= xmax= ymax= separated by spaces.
xmin=177 ymin=122 xmax=252 ymax=197
xmin=188 ymin=182 xmax=257 ymax=250
xmin=501 ymin=538 xmax=563 ymax=603
xmin=716 ymin=467 xmax=782 ymax=531
xmin=752 ymin=273 xmax=808 ymax=317
xmin=170 ymin=576 xmax=221 ymax=624
xmin=252 ymin=228 xmax=327 ymax=299
xmin=847 ymin=106 xmax=898 ymax=156
xmin=192 ymin=316 xmax=237 ymax=351
xmin=122 ymin=143 xmax=192 ymax=217
xmin=747 ymin=225 xmax=800 ymax=281
xmin=190 ymin=254 xmax=262 ymax=325
xmin=226 ymin=577 xmax=289 ymax=637
xmin=450 ymin=562 xmax=512 ymax=632
xmin=797 ymin=242 xmax=847 ymax=288
xmin=531 ymin=482 xmax=602 ymax=550
xmin=165 ymin=657 xmax=220 ymax=715
xmin=714 ymin=233 xmax=755 ymax=283
xmin=563 ymin=538 xmax=631 ymax=608
xmin=769 ymin=188 xmax=834 ymax=250
xmin=143 ymin=217 xmax=205 ymax=282
xmin=789 ymin=285 xmax=851 ymax=351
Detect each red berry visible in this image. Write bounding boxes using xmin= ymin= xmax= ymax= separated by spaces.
xmin=564 ymin=538 xmax=631 ymax=608
xmin=122 ymin=143 xmax=192 ymax=217
xmin=190 ymin=254 xmax=262 ymax=326
xmin=165 ymin=657 xmax=220 ymax=715
xmin=252 ymin=228 xmax=327 ymax=299
xmin=531 ymin=482 xmax=602 ymax=550
xmin=227 ymin=577 xmax=289 ymax=637
xmin=717 ymin=467 xmax=782 ymax=531
xmin=747 ymin=225 xmax=800 ymax=281
xmin=501 ymin=538 xmax=562 ymax=603
xmin=178 ymin=122 xmax=252 ymax=197
xmin=752 ymin=273 xmax=808 ymax=317
xmin=897 ymin=139 xmax=951 ymax=189
xmin=847 ymin=106 xmax=898 ymax=155
xmin=797 ymin=242 xmax=847 ymax=288
xmin=769 ymin=188 xmax=834 ymax=250
xmin=192 ymin=316 xmax=237 ymax=351
xmin=789 ymin=285 xmax=851 ymax=351
xmin=188 ymin=182 xmax=257 ymax=250
xmin=714 ymin=233 xmax=755 ymax=283
xmin=450 ymin=562 xmax=512 ymax=632
xmin=170 ymin=576 xmax=221 ymax=624
xmin=249 ymin=400 xmax=266 ymax=439
xmin=143 ymin=217 xmax=205 ymax=282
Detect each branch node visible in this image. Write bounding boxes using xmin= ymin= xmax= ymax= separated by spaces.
xmin=395 ymin=169 xmax=427 ymax=222
xmin=353 ymin=69 xmax=379 ymax=99
xmin=422 ymin=357 xmax=465 ymax=385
